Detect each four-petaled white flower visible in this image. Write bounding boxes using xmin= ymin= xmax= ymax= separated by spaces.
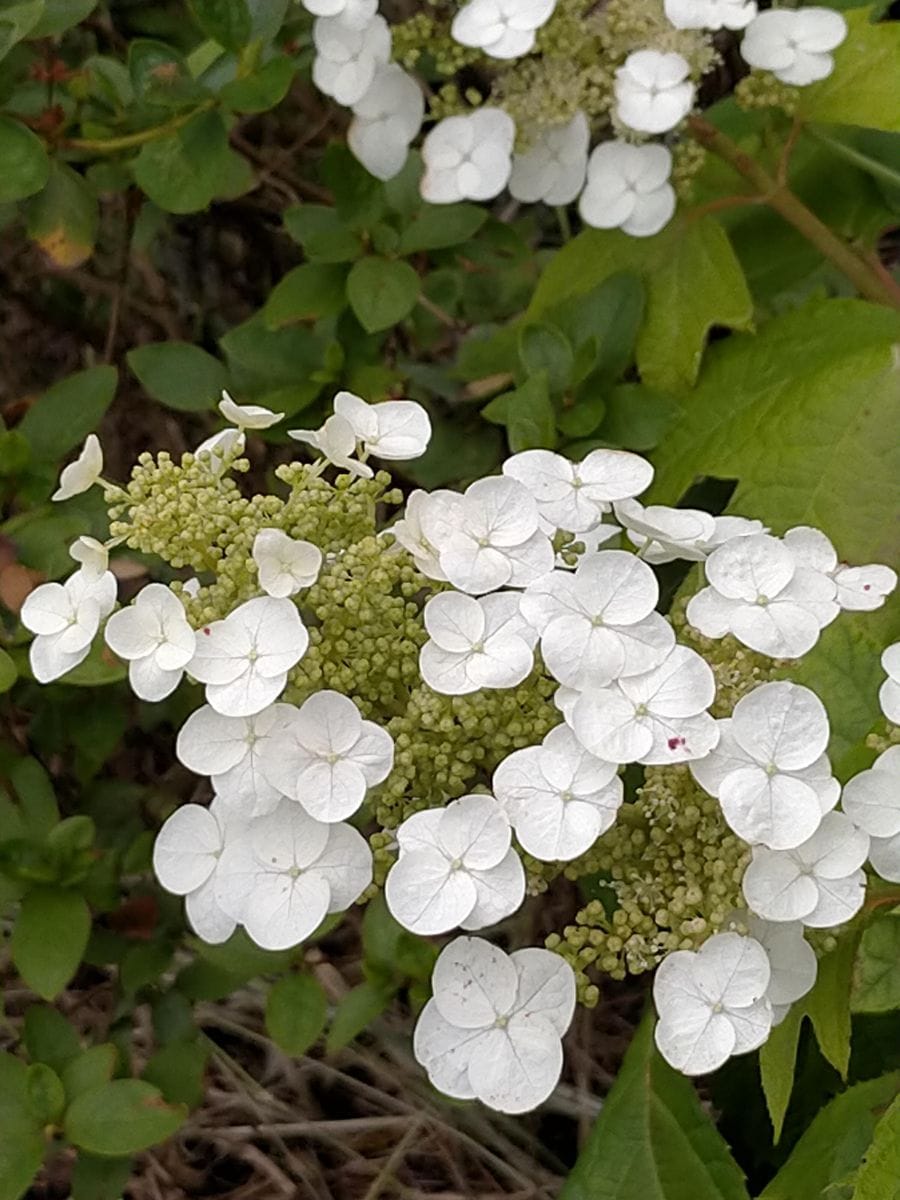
xmin=334 ymin=391 xmax=432 ymax=461
xmin=653 ymin=932 xmax=772 ymax=1075
xmin=22 ymin=569 xmax=117 ymax=683
xmin=841 ymin=746 xmax=900 ymax=883
xmin=386 ymin=794 xmax=525 ymax=935
xmin=390 ymin=488 xmax=462 ymax=581
xmin=569 ymin=644 xmax=719 ymax=765
xmin=784 ymin=526 xmax=897 ymax=613
xmin=252 ymin=530 xmax=322 ymax=599
xmin=741 ymin=7 xmax=847 ymax=86
xmin=421 ymin=109 xmax=516 ymax=204
xmin=579 ymin=141 xmax=676 ymax=238
xmin=262 ymin=690 xmax=394 ymax=822
xmin=288 ymin=413 xmax=373 ymax=478
xmin=105 ymin=583 xmax=196 ymax=702
xmin=451 ymin=0 xmax=556 ymax=60
xmin=614 ymin=50 xmax=695 ymax=135
xmin=312 ymin=13 xmax=391 ymax=106
xmin=493 ymin=724 xmax=622 ymax=860
xmin=508 ymin=112 xmax=590 ymax=207
xmin=686 ymin=533 xmax=838 ymax=659
xmin=348 ymin=64 xmax=424 ymax=181
xmin=189 ymin=596 xmax=308 ymax=717
xmin=741 ymin=811 xmax=869 ymax=927
xmin=881 ymin=644 xmax=900 ymax=724
xmin=215 ymin=799 xmax=372 ymax=950
xmin=301 ymin=0 xmax=377 ymax=26
xmin=615 ymin=498 xmax=717 ymax=564
xmin=414 ymin=937 xmax=575 ymax=1113
xmin=153 ymin=799 xmax=244 ymax=944
xmin=746 ymin=915 xmax=817 ymax=1025
xmin=503 ymin=448 xmax=653 ymax=535
xmin=665 ymin=0 xmax=756 ymax=31
xmin=69 ymin=535 xmax=108 ymax=578
xmin=691 ymin=681 xmax=839 ymax=850
xmin=521 ymin=551 xmax=674 ymax=690
xmin=218 ymin=393 xmax=283 ymax=431
xmin=52 ymin=434 xmax=103 ymax=502
xmin=419 ymin=591 xmax=537 ymax=696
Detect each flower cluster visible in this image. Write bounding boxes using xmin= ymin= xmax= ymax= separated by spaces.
xmin=28 ymin=387 xmax=897 ymax=1109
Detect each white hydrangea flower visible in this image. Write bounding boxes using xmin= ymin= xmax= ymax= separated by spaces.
xmin=22 ymin=569 xmax=116 ymax=683
xmin=188 ymin=596 xmax=308 ymax=718
xmin=252 ymin=530 xmax=322 ymax=599
xmin=742 ymin=812 xmax=869 ymax=927
xmin=289 ymin=413 xmax=374 ymax=479
xmin=569 ymin=644 xmax=719 ymax=765
xmin=69 ymin=536 xmax=109 ymax=578
xmin=419 ymin=591 xmax=537 ymax=696
xmin=104 ymin=583 xmax=196 ymax=702
xmin=52 ymin=433 xmax=103 ymax=502
xmin=301 ymin=0 xmax=377 ymax=26
xmin=493 ymin=725 xmax=623 ymax=860
xmin=783 ymin=526 xmax=897 ymax=613
xmin=386 ymin=794 xmax=525 ymax=935
xmin=686 ymin=533 xmax=838 ymax=659
xmin=841 ymin=746 xmax=900 ymax=882
xmin=218 ymin=393 xmax=283 ymax=431
xmin=614 ymin=50 xmax=695 ymax=135
xmin=653 ymin=932 xmax=772 ymax=1075
xmin=615 ymin=498 xmax=717 ymax=564
xmin=421 ymin=108 xmax=516 ymax=204
xmin=194 ymin=427 xmax=245 ymax=476
xmin=312 ymin=13 xmax=391 ymax=106
xmin=153 ymin=799 xmax=244 ymax=945
xmin=414 ymin=936 xmax=575 ymax=1113
xmin=579 ymin=141 xmax=676 ymax=239
xmin=502 ymin=448 xmax=653 ymax=535
xmin=451 ymin=0 xmax=556 ymax=60
xmin=333 ymin=391 xmax=432 ymax=461
xmin=390 ymin=489 xmax=463 ymax=582
xmin=215 ymin=799 xmax=372 ymax=951
xmin=746 ymin=915 xmax=817 ymax=1024
xmin=521 ymin=551 xmax=674 ymax=690
xmin=665 ymin=0 xmax=756 ymax=31
xmin=349 ymin=64 xmax=424 ymax=181
xmin=508 ymin=111 xmax=590 ymax=206
xmin=881 ymin=644 xmax=900 ymax=724
xmin=691 ymin=682 xmax=839 ymax=850
xmin=261 ymin=690 xmax=394 ymax=822
xmin=741 ymin=7 xmax=847 ymax=86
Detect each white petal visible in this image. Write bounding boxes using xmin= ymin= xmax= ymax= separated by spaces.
xmin=185 ymin=877 xmax=237 ymax=945
xmin=177 ymin=705 xmax=253 ymax=776
xmin=686 ymin=587 xmax=741 ymax=639
xmin=413 ymin=1000 xmax=482 ymax=1099
xmin=731 ymin=681 xmax=828 ymax=771
xmin=693 ymin=932 xmax=770 ymax=1007
xmin=385 ymin=847 xmax=477 ymax=935
xmin=509 ymin=947 xmax=577 ymax=1037
xmin=311 ymin=821 xmax=373 ymax=911
xmin=742 ymin=849 xmax=817 ymax=922
xmin=424 ymin=591 xmax=484 ymax=651
xmin=52 ymin=434 xmax=103 ymax=501
xmin=153 ymin=804 xmax=221 ymax=895
xmin=467 ymin=1018 xmax=563 ymax=1113
xmin=439 ymin=794 xmax=511 ymax=870
xmin=797 ymin=811 xmax=869 ymax=879
xmin=431 ymin=935 xmax=518 ymax=1028
xmin=571 ymin=688 xmax=651 ymax=763
xmin=803 ymin=870 xmax=865 ymax=928
xmin=841 ymin=759 xmax=900 ymax=839
xmin=419 ymin=642 xmax=478 ymax=695
xmin=705 ymin=534 xmax=795 ymax=603
xmin=462 ymin=848 xmax=526 ymax=930
xmin=730 ymin=599 xmax=821 ymax=659
xmin=244 ymin=870 xmax=332 ymax=950
xmin=719 ymin=767 xmax=824 ymax=849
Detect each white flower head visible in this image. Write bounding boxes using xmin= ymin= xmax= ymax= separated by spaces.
xmin=451 ymin=0 xmax=557 ymax=60
xmin=189 ymin=596 xmax=308 ymax=718
xmin=348 ymin=64 xmax=424 ymax=181
xmin=521 ymin=551 xmax=674 ymax=690
xmin=570 ymin=644 xmax=719 ymax=765
xmin=262 ymin=690 xmax=394 ymax=823
xmin=493 ymin=724 xmax=622 ymax=860
xmin=386 ymin=794 xmax=525 ymax=935
xmin=22 ymin=569 xmax=116 ymax=683
xmin=741 ymin=7 xmax=847 ymax=86
xmin=665 ymin=0 xmax=757 ymax=31
xmin=194 ymin=427 xmax=245 ymax=476
xmin=52 ymin=434 xmax=103 ymax=502
xmin=742 ymin=811 xmax=869 ymax=928
xmin=333 ymin=391 xmax=431 ymax=461
xmin=881 ymin=644 xmax=900 ymax=724
xmin=653 ymin=932 xmax=772 ymax=1075
xmin=215 ymin=799 xmax=372 ymax=951
xmin=691 ymin=681 xmax=839 ymax=850
xmin=615 ymin=498 xmax=717 ymax=564
xmin=842 ymin=745 xmax=900 ymax=882
xmin=312 ymin=13 xmax=391 ymax=106
xmin=252 ymin=530 xmax=322 ymax=599
xmin=419 ymin=591 xmax=536 ymax=696
xmin=301 ymin=0 xmax=377 ymax=26
xmin=153 ymin=799 xmax=244 ymax=944
xmin=105 ymin=583 xmax=196 ymax=702
xmin=503 ymin=448 xmax=653 ymax=535
xmin=508 ymin=111 xmax=589 ymax=206
xmin=288 ymin=413 xmax=373 ymax=479
xmin=746 ymin=915 xmax=817 ymax=1023
xmin=783 ymin=526 xmax=897 ymax=613
xmin=218 ymin=392 xmax=283 ymax=431
xmin=69 ymin=536 xmax=108 ymax=578
xmin=614 ymin=50 xmax=695 ymax=135
xmin=421 ymin=108 xmax=516 ymax=205
xmin=390 ymin=488 xmax=463 ymax=581
xmin=579 ymin=141 xmax=676 ymax=239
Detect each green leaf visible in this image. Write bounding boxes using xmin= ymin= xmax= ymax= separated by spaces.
xmin=528 ymin=218 xmax=752 ymax=393
xmin=133 ymin=110 xmax=243 ymax=214
xmin=0 ymin=1052 xmax=45 ymax=1200
xmin=23 ymin=1006 xmax=81 ymax=1075
xmin=805 ymin=927 xmax=861 ymax=1079
xmin=326 ymin=982 xmax=392 ymax=1054
xmin=483 ymin=375 xmax=557 ymax=453
xmin=62 ymin=1045 xmax=118 ymax=1102
xmin=0 ymin=1 xmax=43 ymax=62
xmin=266 ymin=973 xmax=328 ymax=1055
xmin=0 ymin=117 xmax=49 ymax=202
xmin=346 ymin=257 xmax=420 ymax=333
xmin=854 ymin=1094 xmax=900 ymax=1200
xmin=10 ymin=758 xmax=59 ymax=839
xmin=518 ymin=324 xmax=574 ymax=396
xmin=800 ymin=8 xmax=900 ymax=133
xmin=263 ymin=264 xmax=349 ymax=328
xmin=71 ymin=1154 xmax=133 ymax=1200
xmin=11 ymin=888 xmax=91 ymax=1000
xmin=190 ymin=0 xmax=251 ymax=50
xmin=29 ymin=0 xmax=97 ymax=36
xmin=25 ymin=162 xmax=98 ymax=268
xmin=321 ymin=142 xmax=386 ymax=229
xmin=127 ymin=342 xmax=227 ymax=411
xmin=549 ymin=270 xmax=646 ymax=385
xmin=25 ymin=1062 xmax=65 ymax=1124
xmin=18 ymin=365 xmax=117 ymax=463
xmin=128 ymin=40 xmax=206 ymax=108
xmin=220 ymin=56 xmax=294 ymax=111
xmin=561 ymin=1012 xmax=750 ymax=1200
xmin=64 ymin=1079 xmax=186 ymax=1156
xmin=598 ymin=383 xmax=678 ymax=452
xmin=853 ymin=916 xmax=900 ymax=1013
xmin=0 ymin=650 xmax=17 ymax=694
xmin=143 ymin=1040 xmax=208 ymax=1108
xmin=283 ymin=204 xmax=364 ymax=263
xmin=759 ymin=1005 xmax=804 ymax=1143
xmin=397 ymin=203 xmax=488 ymax=254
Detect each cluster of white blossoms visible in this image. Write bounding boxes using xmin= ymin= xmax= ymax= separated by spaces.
xmin=300 ymin=0 xmax=848 ymax=238
xmin=27 ymin=388 xmax=898 ymax=1108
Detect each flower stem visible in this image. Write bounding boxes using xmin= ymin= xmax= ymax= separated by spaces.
xmin=687 ymin=115 xmax=900 ymax=310
xmin=62 ymin=100 xmax=216 ymax=154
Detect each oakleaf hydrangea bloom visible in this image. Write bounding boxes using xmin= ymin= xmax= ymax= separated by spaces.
xmin=614 ymin=50 xmax=695 ymax=135
xmin=783 ymin=526 xmax=897 ymax=613
xmin=262 ymin=690 xmax=394 ymax=822
xmin=414 ymin=937 xmax=575 ymax=1113
xmin=742 ymin=812 xmax=869 ymax=927
xmin=189 ymin=596 xmax=308 ymax=718
xmin=579 ymin=142 xmax=676 ymax=239
xmin=386 ymin=794 xmax=525 ymax=935
xmin=503 ymin=448 xmax=652 ymax=535
xmin=105 ymin=583 xmax=196 ymax=702
xmin=215 ymin=799 xmax=372 ymax=950
xmin=153 ymin=799 xmax=244 ymax=944
xmin=508 ymin=112 xmax=589 ymax=207
xmin=348 ymin=64 xmax=424 ymax=181
xmin=301 ymin=0 xmax=377 ymax=25
xmin=665 ymin=0 xmax=756 ymax=31
xmin=289 ymin=413 xmax=374 ymax=478
xmin=653 ymin=932 xmax=772 ymax=1075
xmin=741 ymin=7 xmax=847 ymax=86
xmin=218 ymin=393 xmax=283 ymax=430
xmin=390 ymin=489 xmax=461 ymax=582
xmin=252 ymin=530 xmax=322 ymax=599
xmin=21 ymin=569 xmax=116 ymax=683
xmin=493 ymin=725 xmax=623 ymax=860
xmin=419 ymin=591 xmax=536 ymax=696
xmin=746 ymin=915 xmax=817 ymax=1024
xmin=691 ymin=682 xmax=839 ymax=850
xmin=312 ymin=13 xmax=391 ymax=106
xmin=841 ymin=746 xmax=900 ymax=882
xmin=52 ymin=433 xmax=103 ymax=502
xmin=421 ymin=108 xmax=516 ymax=204
xmin=451 ymin=0 xmax=557 ymax=60
xmin=334 ymin=391 xmax=431 ymax=460
xmin=881 ymin=644 xmax=900 ymax=723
